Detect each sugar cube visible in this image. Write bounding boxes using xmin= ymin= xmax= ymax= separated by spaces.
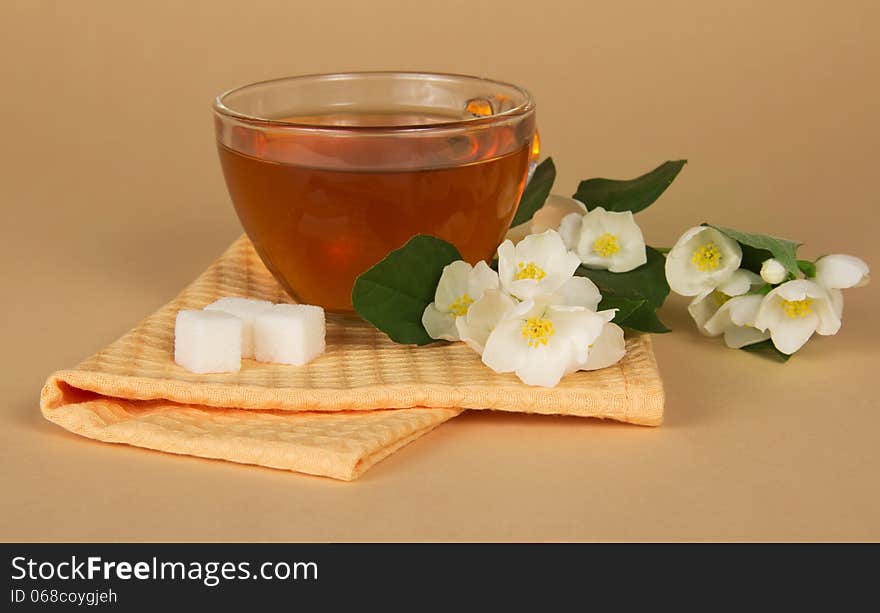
xmin=204 ymin=296 xmax=273 ymax=358
xmin=253 ymin=304 xmax=325 ymax=366
xmin=174 ymin=309 xmax=242 ymax=373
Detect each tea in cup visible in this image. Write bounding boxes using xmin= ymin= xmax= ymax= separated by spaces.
xmin=214 ymin=72 xmax=537 ymax=313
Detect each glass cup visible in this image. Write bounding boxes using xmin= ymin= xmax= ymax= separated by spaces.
xmin=214 ymin=72 xmax=537 ymax=313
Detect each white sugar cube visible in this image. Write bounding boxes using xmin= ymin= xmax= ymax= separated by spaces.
xmin=204 ymin=297 xmax=273 ymax=358
xmin=174 ymin=309 xmax=242 ymax=373
xmin=253 ymin=304 xmax=325 ymax=366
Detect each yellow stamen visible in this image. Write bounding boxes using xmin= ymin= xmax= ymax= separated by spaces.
xmin=514 ymin=261 xmax=547 ymax=281
xmin=521 ymin=317 xmax=555 ymax=348
xmin=592 ymin=233 xmax=620 ymax=257
xmin=782 ymin=298 xmax=813 ymax=318
xmin=449 ymin=293 xmax=474 ymax=317
xmin=712 ymin=290 xmax=731 ymax=308
xmin=692 ymin=242 xmax=722 ymax=272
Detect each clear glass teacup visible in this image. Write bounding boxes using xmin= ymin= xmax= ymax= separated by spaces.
xmin=214 ymin=72 xmax=537 ymax=313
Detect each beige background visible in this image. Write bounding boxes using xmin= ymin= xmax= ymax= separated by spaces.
xmin=1 ymin=0 xmax=878 ymax=541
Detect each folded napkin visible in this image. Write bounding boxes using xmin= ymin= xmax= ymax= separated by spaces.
xmin=41 ymin=236 xmax=664 ymax=480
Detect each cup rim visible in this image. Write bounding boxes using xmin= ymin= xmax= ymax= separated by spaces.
xmin=213 ymin=71 xmax=535 ymax=132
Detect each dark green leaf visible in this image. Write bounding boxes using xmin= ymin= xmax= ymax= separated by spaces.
xmin=576 ymin=246 xmax=670 ymax=308
xmin=740 ymin=339 xmax=791 ymax=362
xmin=510 ymin=157 xmax=556 ymax=227
xmin=596 ymin=295 xmax=646 ymax=325
xmin=352 ymin=235 xmax=461 ymax=345
xmin=797 ymin=259 xmax=817 ymax=278
xmin=619 ymin=301 xmax=671 ymax=333
xmin=572 ymin=160 xmax=687 ymax=214
xmin=599 ymin=295 xmax=670 ymax=333
xmin=577 ymin=247 xmax=671 ymax=333
xmin=738 ymin=244 xmax=775 ymax=276
xmin=709 ymin=225 xmax=801 ymax=277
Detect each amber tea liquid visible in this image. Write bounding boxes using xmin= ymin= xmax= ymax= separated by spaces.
xmin=219 ymin=112 xmax=531 ymax=312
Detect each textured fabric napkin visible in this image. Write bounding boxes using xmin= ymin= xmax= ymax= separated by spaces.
xmin=41 ymin=236 xmax=664 ymax=480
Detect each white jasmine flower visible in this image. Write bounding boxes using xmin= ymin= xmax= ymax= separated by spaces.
xmin=815 ymin=254 xmax=870 ymax=289
xmin=702 ymin=294 xmax=770 ymax=349
xmin=760 ymin=258 xmax=787 ymax=284
xmin=539 ymin=276 xmax=602 ymax=311
xmin=558 ymin=212 xmax=582 ymax=251
xmin=458 ymin=272 xmax=601 ymax=355
xmin=813 ymin=254 xmax=869 ymax=320
xmin=687 ymin=269 xmax=763 ymax=335
xmin=422 ymin=260 xmax=499 ymax=341
xmin=497 ymin=230 xmax=582 ymax=301
xmin=571 ymin=317 xmax=627 ymax=372
xmin=482 ymin=301 xmax=606 ymax=387
xmin=566 ymin=207 xmax=647 ymax=273
xmin=665 ymin=226 xmax=743 ymax=296
xmin=828 ymin=288 xmax=844 ymax=319
xmin=753 ymin=279 xmax=841 ymax=354
xmin=455 ymin=289 xmax=518 ymax=354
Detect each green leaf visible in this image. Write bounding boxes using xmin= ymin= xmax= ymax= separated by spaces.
xmin=599 ymin=295 xmax=670 ymax=333
xmin=620 ymin=302 xmax=671 ymax=333
xmin=352 ymin=235 xmax=461 ymax=345
xmin=708 ymin=225 xmax=801 ymax=277
xmin=576 ymin=247 xmax=670 ymax=308
xmin=797 ymin=259 xmax=817 ymax=278
xmin=510 ymin=157 xmax=556 ymax=227
xmin=596 ymin=295 xmax=646 ymax=325
xmin=740 ymin=339 xmax=791 ymax=362
xmin=572 ymin=160 xmax=687 ymax=214
xmin=577 ymin=247 xmax=671 ymax=333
